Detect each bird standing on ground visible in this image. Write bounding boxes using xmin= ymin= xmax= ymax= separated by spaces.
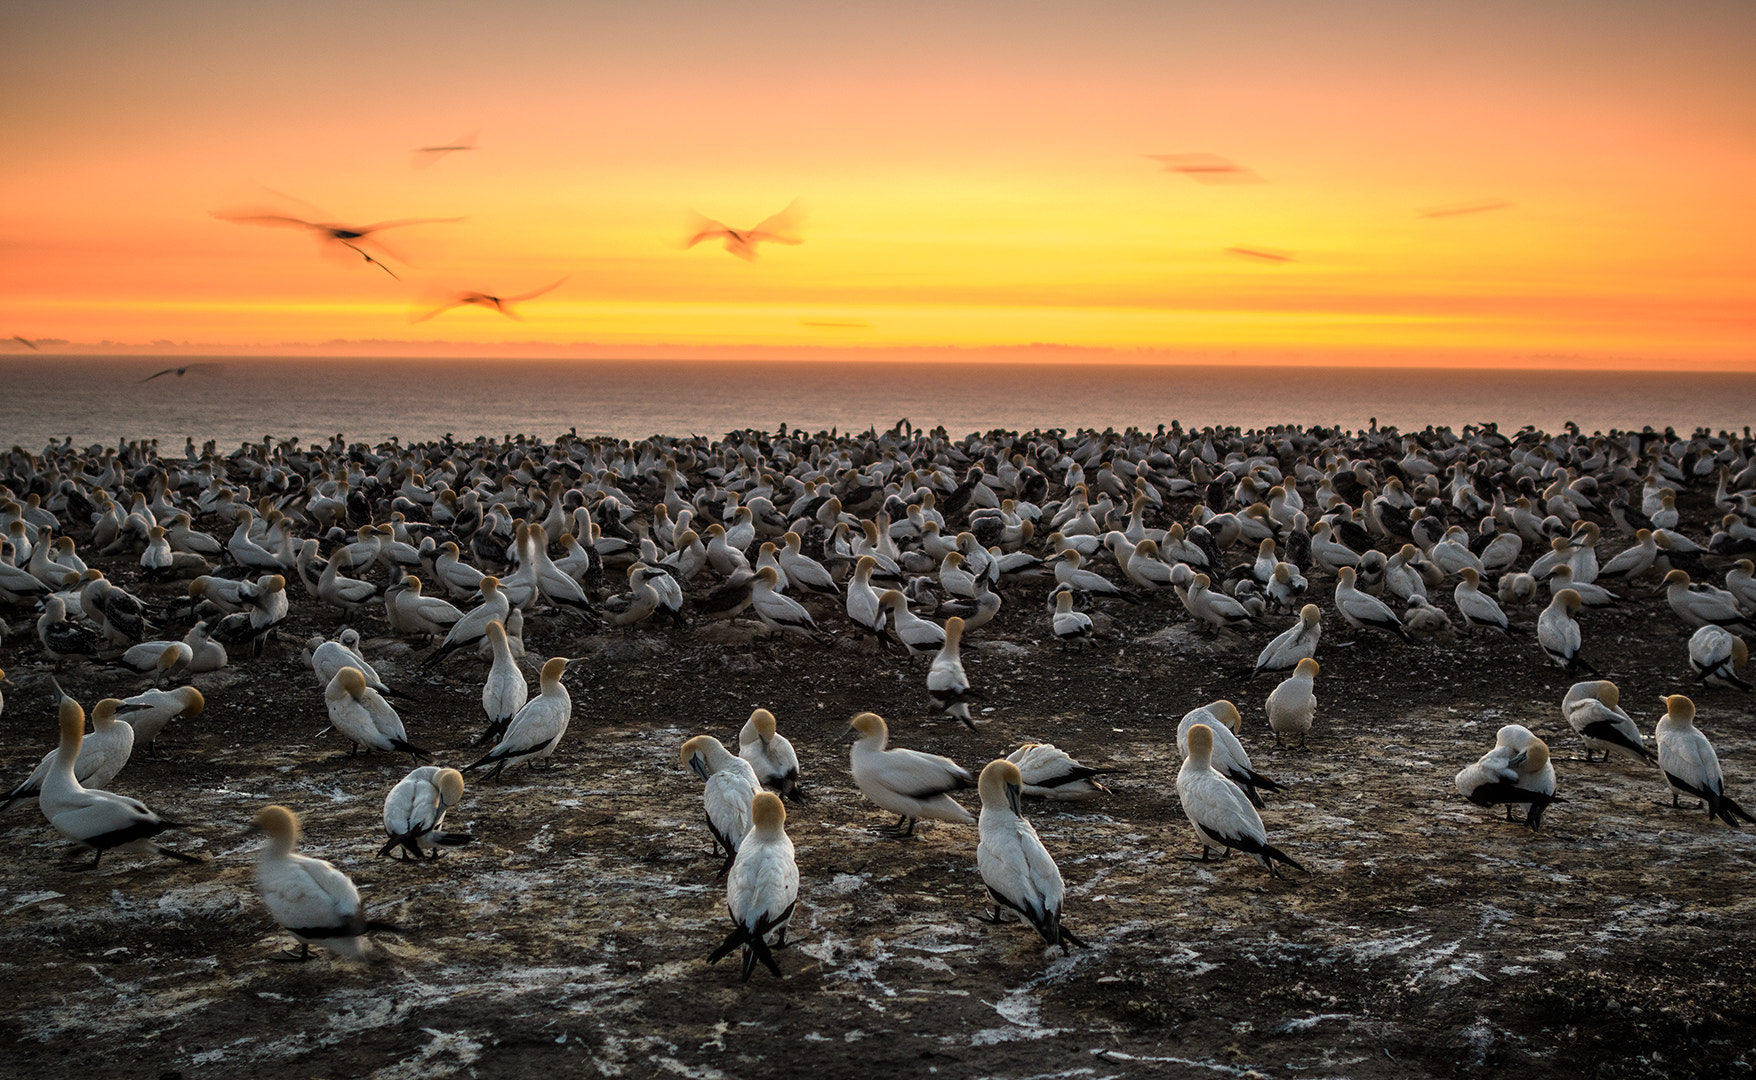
xmin=738 ymin=708 xmax=803 ymax=800
xmin=975 ymin=759 xmax=1085 ymax=954
xmin=1655 ymin=694 xmax=1754 ymax=827
xmin=465 ymin=656 xmax=581 ymax=780
xmin=1264 ymin=658 xmax=1318 ymax=748
xmin=253 ymin=804 xmax=396 ymax=961
xmin=380 ymin=767 xmax=473 ymax=860
xmin=1175 ymin=724 xmax=1306 ymax=878
xmin=848 ymin=712 xmax=975 ymax=836
xmin=927 ymin=616 xmax=980 ymax=729
xmin=707 ymin=792 xmax=798 ymax=982
xmin=680 ymin=734 xmax=763 ymax=876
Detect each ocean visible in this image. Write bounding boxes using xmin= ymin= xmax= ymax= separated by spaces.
xmin=2 ymin=356 xmax=1751 ymax=450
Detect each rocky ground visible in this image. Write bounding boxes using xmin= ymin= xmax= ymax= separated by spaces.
xmin=3 ymin=494 xmax=1755 ymax=1080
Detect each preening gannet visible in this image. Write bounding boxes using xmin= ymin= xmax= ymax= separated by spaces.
xmin=325 ymin=667 xmax=429 ymax=760
xmin=2 ymin=696 xmax=136 ymax=811
xmin=1537 ymin=589 xmax=1595 ymax=674
xmin=976 ymin=760 xmax=1085 ymax=953
xmin=37 ymin=691 xmax=200 ymax=867
xmin=464 ymin=656 xmax=581 ymax=780
xmin=1177 ymin=700 xmax=1281 ymax=807
xmin=1176 ymin=724 xmax=1306 ymax=878
xmin=1005 ymin=743 xmax=1113 ymax=800
xmin=1560 ymin=680 xmax=1654 ymax=764
xmin=1689 ymin=625 xmax=1752 ymax=691
xmin=116 ymin=685 xmax=204 ymax=751
xmin=1264 ymin=658 xmax=1318 ymax=748
xmin=380 ymin=766 xmax=473 ymax=860
xmin=253 ymin=805 xmax=396 ymax=961
xmin=1454 ymin=724 xmax=1563 ymax=829
xmin=707 ymin=792 xmax=798 ymax=981
xmin=681 ymin=734 xmax=763 ymax=875
xmin=738 ymin=708 xmax=803 ymax=800
xmin=1655 ymin=695 xmax=1754 ymax=827
xmin=1249 ymin=604 xmax=1321 ymax=679
xmin=848 ymin=712 xmax=975 ymax=835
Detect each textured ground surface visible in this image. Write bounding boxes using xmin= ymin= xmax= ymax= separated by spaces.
xmin=3 ymin=506 xmax=1755 ymax=1080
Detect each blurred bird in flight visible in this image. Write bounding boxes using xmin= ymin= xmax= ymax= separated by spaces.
xmin=142 ymin=362 xmax=223 ymax=383
xmin=212 ymin=196 xmax=460 ymax=280
xmin=413 ymin=131 xmax=478 ymax=167
xmin=684 ymin=200 xmax=806 ymax=261
xmin=412 ymin=279 xmax=568 ymax=323
xmin=1227 ymin=246 xmax=1294 ymax=263
xmin=11 ymin=335 xmax=40 ymax=351
xmin=1147 ymin=153 xmax=1263 ymax=184
xmin=1419 ymin=199 xmax=1513 ymax=219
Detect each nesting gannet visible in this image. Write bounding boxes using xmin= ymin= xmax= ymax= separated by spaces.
xmin=117 ymin=686 xmax=205 ymax=750
xmin=421 ymin=575 xmax=511 ymax=667
xmin=253 ymin=805 xmax=395 ymax=961
xmin=390 ymin=575 xmax=464 ymax=638
xmin=681 ymin=734 xmax=763 ymax=875
xmin=1454 ymin=724 xmax=1563 ymax=829
xmin=476 ymin=619 xmax=529 ymax=747
xmin=1537 ymin=589 xmax=1595 ymax=674
xmin=1186 ymin=573 xmax=1254 ymax=632
xmin=1560 ymin=680 xmax=1654 ymax=764
xmin=1050 ymin=589 xmax=1095 ymax=647
xmin=464 ymin=656 xmax=581 ymax=780
xmin=1249 ymin=604 xmax=1321 ymax=679
xmin=37 ymin=692 xmax=199 ymax=867
xmin=1333 ymin=566 xmax=1414 ymax=644
xmin=1176 ymin=724 xmax=1305 ymax=877
xmin=1663 ymin=570 xmax=1756 ymax=633
xmin=975 ymin=760 xmax=1085 ymax=953
xmin=1176 ymin=700 xmax=1282 ymax=807
xmin=738 ymin=708 xmax=803 ymax=800
xmin=1497 ymin=571 xmax=1539 ymax=608
xmin=1264 ymin=658 xmax=1318 ymax=748
xmin=2 ymin=696 xmax=136 ymax=811
xmin=926 ymin=616 xmax=982 ymax=729
xmin=1005 ymin=743 xmax=1113 ymax=800
xmin=1655 ymin=695 xmax=1754 ymax=827
xmin=380 ymin=766 xmax=473 ymax=860
xmin=1597 ymin=529 xmax=1657 ymax=581
xmin=707 ymin=792 xmax=798 ymax=981
xmin=1689 ymin=625 xmax=1752 ymax=691
xmin=880 ymin=588 xmax=945 ymax=657
xmin=116 ymin=640 xmax=194 ymax=684
xmin=1401 ymin=595 xmax=1455 ymax=641
xmin=1453 ymin=568 xmax=1515 ymax=636
xmin=325 ymin=667 xmax=429 ymax=760
xmin=750 ymin=565 xmax=825 ymax=642
xmin=848 ymin=712 xmax=975 ymax=835
xmin=37 ymin=594 xmax=100 ymax=665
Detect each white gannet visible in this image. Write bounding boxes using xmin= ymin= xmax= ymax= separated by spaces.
xmin=880 ymin=588 xmax=945 ymax=657
xmin=37 ymin=692 xmax=200 ymax=868
xmin=1561 ymin=680 xmax=1655 ymax=764
xmin=1453 ymin=568 xmax=1514 ymax=636
xmin=1537 ymin=589 xmax=1595 ymax=674
xmin=1264 ymin=658 xmax=1318 ymax=748
xmin=324 ymin=667 xmax=429 ymax=760
xmin=681 ymin=734 xmax=763 ymax=875
xmin=117 ymin=640 xmax=194 ymax=683
xmin=1005 ymin=742 xmax=1113 ymax=800
xmin=975 ymin=759 xmax=1085 ymax=953
xmin=1249 ymin=603 xmax=1321 ymax=679
xmin=390 ymin=575 xmax=464 ymax=638
xmin=1176 ymin=700 xmax=1282 ymax=807
xmin=927 ymin=615 xmax=981 ymax=729
xmin=476 ymin=619 xmax=528 ymax=747
xmin=1546 ymin=564 xmax=1619 ymax=608
xmin=738 ymin=707 xmax=803 ymax=800
xmin=464 ymin=656 xmax=581 ymax=780
xmin=421 ymin=575 xmax=511 ymax=667
xmin=1333 ymin=566 xmax=1415 ymax=644
xmin=750 ymin=565 xmax=825 ymax=642
xmin=1176 ymin=723 xmax=1306 ymax=877
xmin=2 ymin=696 xmax=136 ymax=811
xmin=848 ymin=711 xmax=975 ymax=835
xmin=317 ymin=550 xmax=377 ymax=613
xmin=1655 ymin=694 xmax=1755 ymax=827
xmin=1454 ymin=724 xmax=1563 ymax=829
xmin=1052 ymin=548 xmax=1128 ymax=599
xmin=117 ymin=685 xmax=205 ymax=751
xmin=1186 ymin=573 xmax=1254 ymax=632
xmin=1689 ymin=625 xmax=1752 ymax=691
xmin=1050 ymin=589 xmax=1094 ymax=647
xmin=1597 ymin=529 xmax=1657 ymax=581
xmin=1663 ymin=570 xmax=1756 ymax=633
xmin=844 ymin=555 xmax=892 ymax=645
xmin=253 ymin=804 xmax=395 ymax=961
xmin=1497 ymin=571 xmax=1539 ymax=608
xmin=706 ymin=791 xmax=798 ymax=981
xmin=380 ymin=766 xmax=473 ymax=860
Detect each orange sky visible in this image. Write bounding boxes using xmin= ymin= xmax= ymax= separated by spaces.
xmin=3 ymin=1 xmax=1753 ymax=367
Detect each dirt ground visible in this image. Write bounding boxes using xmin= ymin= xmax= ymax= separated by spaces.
xmin=3 ymin=487 xmax=1754 ymax=1080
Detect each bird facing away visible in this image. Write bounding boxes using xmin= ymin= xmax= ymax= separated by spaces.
xmin=684 ymin=200 xmax=805 ymax=261
xmin=707 ymin=791 xmax=798 ymax=982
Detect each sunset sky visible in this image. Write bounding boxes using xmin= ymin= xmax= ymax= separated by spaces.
xmin=4 ymin=0 xmax=1752 ymax=367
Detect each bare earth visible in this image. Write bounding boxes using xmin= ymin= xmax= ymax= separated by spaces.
xmin=3 ymin=487 xmax=1754 ymax=1080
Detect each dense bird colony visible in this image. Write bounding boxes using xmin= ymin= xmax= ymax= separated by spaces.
xmin=2 ymin=418 xmax=1755 ymax=1079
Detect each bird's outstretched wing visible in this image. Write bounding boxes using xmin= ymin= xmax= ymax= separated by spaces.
xmin=1148 ymin=154 xmax=1262 ymax=184
xmin=747 ymin=200 xmax=806 ymax=245
xmin=11 ymin=335 xmax=39 ymax=351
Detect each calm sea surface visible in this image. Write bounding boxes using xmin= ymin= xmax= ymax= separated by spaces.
xmin=2 ymin=356 xmax=1751 ymax=450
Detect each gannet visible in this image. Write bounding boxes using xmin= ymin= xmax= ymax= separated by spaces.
xmin=1053 ymin=548 xmax=1128 ymax=599
xmin=738 ymin=707 xmax=803 ymax=800
xmin=1249 ymin=604 xmax=1321 ymax=679
xmin=750 ymin=565 xmax=824 ymax=642
xmin=848 ymin=711 xmax=975 ymax=835
xmin=927 ymin=616 xmax=981 ymax=729
xmin=2 ymin=696 xmax=136 ymax=812
xmin=36 ymin=594 xmax=100 ymax=665
xmin=117 ymin=640 xmax=194 ymax=683
xmin=1689 ymin=625 xmax=1752 ymax=691
xmin=1537 ymin=589 xmax=1594 ymax=674
xmin=706 ymin=792 xmax=798 ymax=981
xmin=1498 ymin=571 xmax=1539 ymax=608
xmin=421 ymin=575 xmax=510 ymax=667
xmin=975 ymin=760 xmax=1085 ymax=953
xmin=324 ymin=667 xmax=429 ymax=760
xmin=1402 ymin=595 xmax=1455 ymax=641
xmin=844 ymin=555 xmax=891 ymax=644
xmin=380 ymin=766 xmax=473 ymax=860
xmin=1176 ymin=723 xmax=1305 ymax=877
xmin=1333 ymin=566 xmax=1414 ymax=643
xmin=476 ymin=619 xmax=528 ymax=747
xmin=390 ymin=575 xmax=464 ymax=638
xmin=464 ymin=656 xmax=580 ymax=780
xmin=880 ymin=588 xmax=945 ymax=657
xmin=1176 ymin=700 xmax=1282 ymax=807
xmin=1050 ymin=588 xmax=1094 ymax=647
xmin=37 ymin=692 xmax=199 ymax=868
xmin=1663 ymin=570 xmax=1756 ymax=632
xmin=1385 ymin=545 xmax=1428 ymax=604
xmin=1560 ymin=680 xmax=1654 ymax=764
xmin=1186 ymin=573 xmax=1254 ymax=631
xmin=779 ymin=530 xmax=839 ymax=596
xmin=1453 ymin=568 xmax=1514 ymax=636
xmin=253 ymin=805 xmax=395 ymax=961
xmin=1264 ymin=658 xmax=1318 ymax=748
xmin=1597 ymin=529 xmax=1657 ymax=581
xmin=317 ymin=550 xmax=377 ymax=613
xmin=1656 ymin=694 xmax=1754 ymax=827
xmin=1546 ymin=564 xmax=1619 ymax=608
xmin=1454 ymin=724 xmax=1563 ymax=829
xmin=681 ymin=734 xmax=763 ymax=875
xmin=1005 ymin=743 xmax=1113 ymax=800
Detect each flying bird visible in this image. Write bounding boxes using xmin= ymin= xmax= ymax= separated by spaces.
xmin=1147 ymin=153 xmax=1262 ymax=184
xmin=1419 ymin=199 xmax=1513 ymax=219
xmin=212 ymin=204 xmax=461 ymax=279
xmin=142 ymin=362 xmax=223 ymax=383
xmin=1227 ymin=246 xmax=1294 ymax=264
xmin=684 ymin=200 xmax=805 ymax=261
xmin=11 ymin=335 xmax=40 ymax=351
xmin=413 ymin=130 xmax=478 ymax=166
xmin=412 ymin=279 xmax=567 ymax=323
